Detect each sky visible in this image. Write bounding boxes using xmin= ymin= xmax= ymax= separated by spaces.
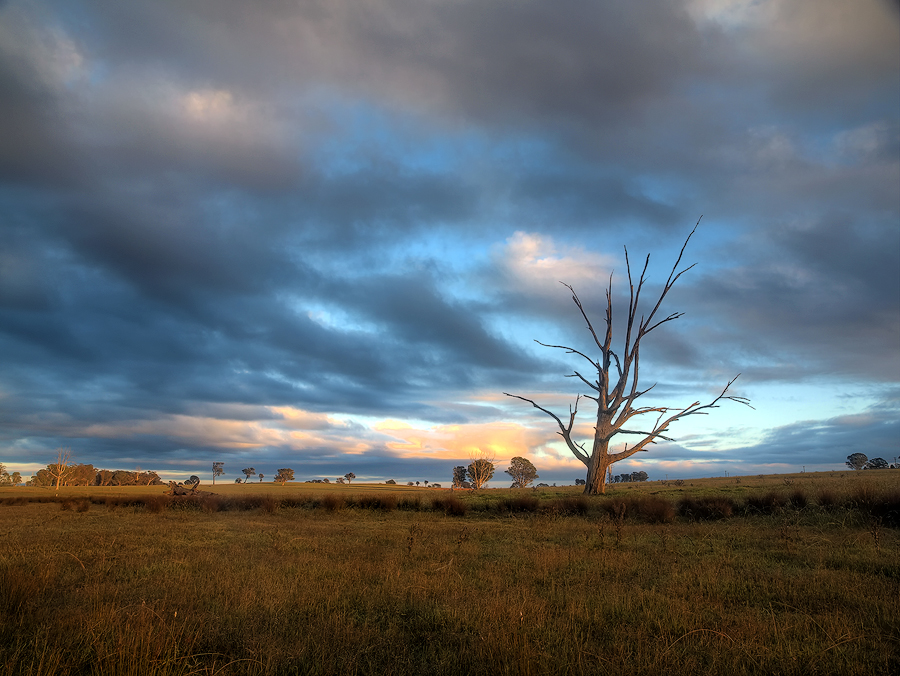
xmin=0 ymin=0 xmax=898 ymax=487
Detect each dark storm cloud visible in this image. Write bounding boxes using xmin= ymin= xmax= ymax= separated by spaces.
xmin=0 ymin=0 xmax=896 ymax=479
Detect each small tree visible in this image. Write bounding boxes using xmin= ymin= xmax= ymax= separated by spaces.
xmin=242 ymin=467 xmax=256 ymax=483
xmin=259 ymin=473 xmax=264 ymax=482
xmin=385 ymin=479 xmax=397 ymax=484
xmin=186 ymin=475 xmax=200 ymax=486
xmin=234 ymin=478 xmax=242 ymax=483
xmin=212 ymin=462 xmax=224 ymax=485
xmin=505 ymin=224 xmax=750 ymax=495
xmin=452 ymin=466 xmax=467 ymax=488
xmin=274 ymin=468 xmax=294 ymax=485
xmin=631 ymin=470 xmax=649 ymax=482
xmin=467 ymin=452 xmax=495 ymax=490
xmin=344 ymin=472 xmax=355 ymax=484
xmin=865 ymin=457 xmax=888 ymax=470
xmin=505 ymin=456 xmax=539 ymax=488
xmin=336 ymin=476 xmax=345 ymax=484
xmin=846 ymin=453 xmax=868 ymax=470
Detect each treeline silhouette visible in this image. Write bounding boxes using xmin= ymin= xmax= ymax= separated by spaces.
xmin=29 ymin=464 xmax=163 ymax=487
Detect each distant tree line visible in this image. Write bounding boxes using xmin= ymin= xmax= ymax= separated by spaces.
xmin=0 ymin=463 xmax=23 ymax=486
xmin=29 ymin=464 xmax=163 ymax=487
xmin=612 ymin=471 xmax=649 ymax=483
xmin=846 ymin=453 xmax=893 ymax=470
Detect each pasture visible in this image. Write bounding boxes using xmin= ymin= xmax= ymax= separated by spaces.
xmin=1 ymin=471 xmax=897 ymax=675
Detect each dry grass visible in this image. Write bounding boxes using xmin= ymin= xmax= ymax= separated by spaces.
xmin=1 ymin=471 xmax=898 ymax=675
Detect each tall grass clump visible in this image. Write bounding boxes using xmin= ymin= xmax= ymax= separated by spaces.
xmin=495 ymin=495 xmax=540 ymax=513
xmin=634 ymin=495 xmax=676 ymax=523
xmin=320 ymin=493 xmax=345 ymax=512
xmin=398 ymin=495 xmax=422 ymax=511
xmin=787 ymin=488 xmax=809 ymax=509
xmin=144 ymin=495 xmax=168 ymax=513
xmin=678 ymin=496 xmax=735 ymax=520
xmin=547 ymin=496 xmax=591 ymax=516
xmin=431 ymin=495 xmax=468 ymax=516
xmin=355 ymin=494 xmax=398 ymax=512
xmin=260 ymin=495 xmax=278 ymax=513
xmin=745 ymin=490 xmax=787 ymax=514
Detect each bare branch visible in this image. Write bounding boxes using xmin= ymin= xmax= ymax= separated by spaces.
xmin=561 ymin=282 xmax=606 ymax=355
xmin=503 ymin=392 xmax=590 ymax=464
xmin=534 ymin=340 xmax=598 ymax=369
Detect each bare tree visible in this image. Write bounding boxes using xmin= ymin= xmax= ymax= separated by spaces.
xmin=47 ymin=448 xmax=73 ymax=494
xmin=505 ymin=224 xmax=751 ymax=495
xmin=466 ymin=451 xmax=495 ymax=490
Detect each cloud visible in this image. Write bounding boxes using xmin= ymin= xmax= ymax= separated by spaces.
xmin=0 ymin=0 xmax=896 ymax=485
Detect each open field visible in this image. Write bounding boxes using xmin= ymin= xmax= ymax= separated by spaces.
xmin=1 ymin=471 xmax=898 ymax=675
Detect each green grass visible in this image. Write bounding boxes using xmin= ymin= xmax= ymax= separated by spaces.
xmin=1 ymin=471 xmax=898 ymax=675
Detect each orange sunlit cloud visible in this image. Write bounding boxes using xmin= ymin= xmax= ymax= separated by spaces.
xmin=374 ymin=419 xmax=564 ymax=464
xmin=269 ymin=406 xmax=343 ymax=430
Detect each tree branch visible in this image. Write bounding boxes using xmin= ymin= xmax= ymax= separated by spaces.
xmin=503 ymin=392 xmax=591 ymax=465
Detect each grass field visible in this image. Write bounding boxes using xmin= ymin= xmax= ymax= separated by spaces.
xmin=1 ymin=470 xmax=897 ymax=675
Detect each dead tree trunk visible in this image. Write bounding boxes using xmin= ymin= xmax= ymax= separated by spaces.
xmin=505 ymin=221 xmax=751 ymax=495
